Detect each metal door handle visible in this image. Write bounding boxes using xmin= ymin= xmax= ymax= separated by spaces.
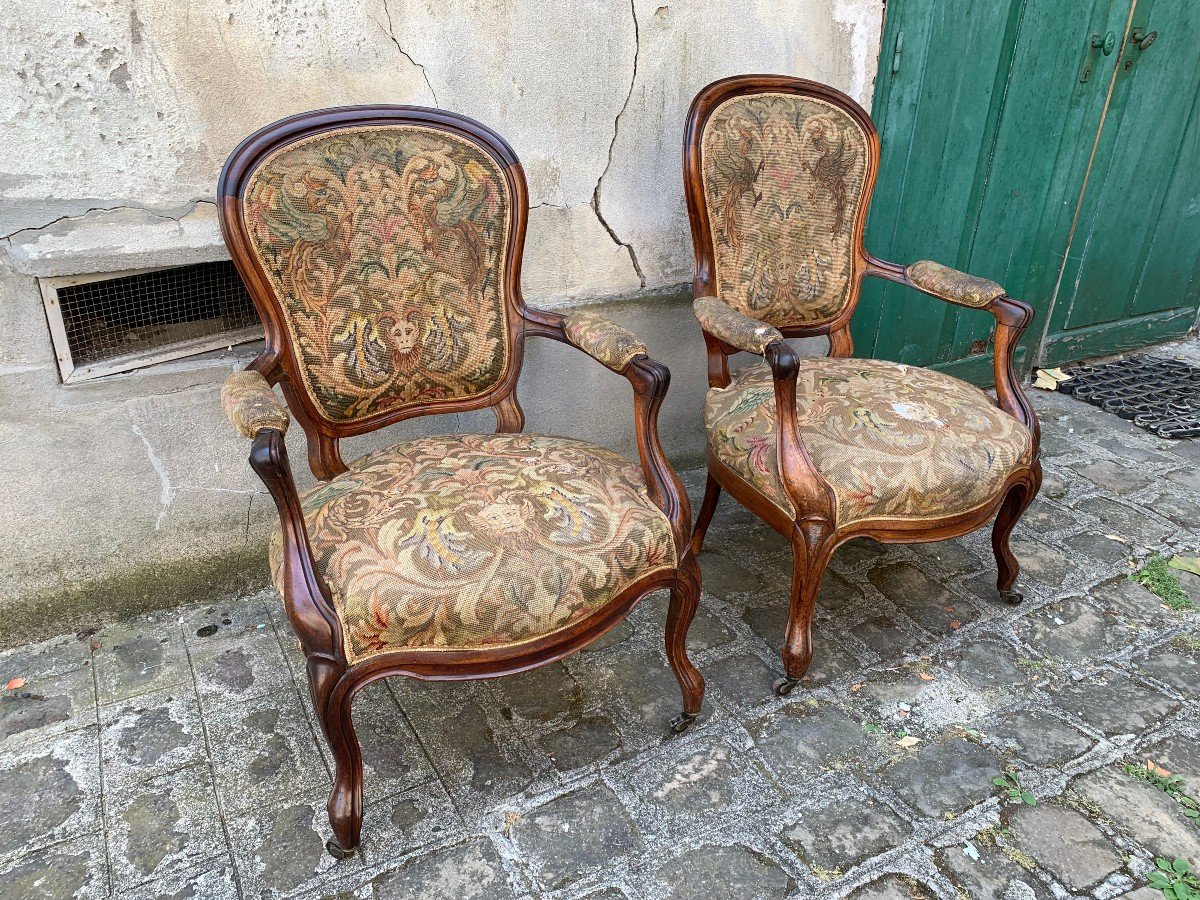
xmin=1130 ymin=27 xmax=1157 ymax=50
xmin=1091 ymin=31 xmax=1117 ymax=55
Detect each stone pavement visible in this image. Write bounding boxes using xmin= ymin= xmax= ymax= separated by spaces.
xmin=2 ymin=377 xmax=1199 ymax=899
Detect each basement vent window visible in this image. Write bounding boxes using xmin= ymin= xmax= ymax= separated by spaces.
xmin=41 ymin=261 xmax=261 ymax=382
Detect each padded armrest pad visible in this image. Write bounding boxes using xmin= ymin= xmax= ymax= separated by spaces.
xmin=693 ymin=296 xmax=783 ymax=354
xmin=222 ymin=369 xmax=290 ymax=439
xmin=906 ymin=260 xmax=1005 ymax=309
xmin=562 ymin=310 xmax=648 ymax=371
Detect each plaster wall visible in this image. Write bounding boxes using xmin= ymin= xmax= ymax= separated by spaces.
xmin=0 ymin=0 xmax=883 ymax=643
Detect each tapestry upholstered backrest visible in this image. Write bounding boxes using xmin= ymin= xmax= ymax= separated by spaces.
xmin=687 ymin=78 xmax=877 ymax=330
xmin=221 ymin=108 xmax=521 ymax=429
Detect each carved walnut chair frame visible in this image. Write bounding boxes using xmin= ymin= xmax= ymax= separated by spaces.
xmin=217 ymin=106 xmax=703 ymax=857
xmin=684 ymin=76 xmax=1042 ymax=695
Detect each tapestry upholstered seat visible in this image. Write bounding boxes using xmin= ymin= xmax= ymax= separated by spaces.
xmin=684 ymin=76 xmax=1042 ymax=697
xmin=218 ymin=106 xmax=704 ymax=857
xmin=267 ymin=433 xmax=677 ymax=664
xmin=704 ymin=358 xmax=1033 ymax=526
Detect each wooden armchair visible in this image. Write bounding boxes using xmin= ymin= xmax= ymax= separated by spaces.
xmin=217 ymin=106 xmax=703 ymax=857
xmin=683 ymin=76 xmax=1041 ymax=695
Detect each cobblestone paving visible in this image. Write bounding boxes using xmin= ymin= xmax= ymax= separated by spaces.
xmin=2 ymin=381 xmax=1199 ymax=899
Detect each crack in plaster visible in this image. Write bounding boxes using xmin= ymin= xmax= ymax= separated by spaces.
xmin=2 ymin=206 xmax=127 ymax=244
xmin=379 ymin=0 xmax=439 ymax=106
xmin=592 ymin=0 xmax=646 ymax=289
xmin=130 ymin=422 xmax=174 ymax=530
xmin=1 ymin=199 xmax=217 ymax=244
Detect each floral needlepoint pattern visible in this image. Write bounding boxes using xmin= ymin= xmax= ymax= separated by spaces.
xmin=693 ymin=296 xmax=783 ymax=354
xmin=701 ymin=93 xmax=869 ymax=328
xmin=704 ymin=357 xmax=1033 ymax=525
xmin=268 ymin=433 xmax=676 ymax=664
xmin=907 ymin=260 xmax=1006 ymax=309
xmin=242 ymin=125 xmax=513 ymax=423
xmin=221 ymin=369 xmax=289 ymax=438
xmin=563 ymin=310 xmax=647 ymax=371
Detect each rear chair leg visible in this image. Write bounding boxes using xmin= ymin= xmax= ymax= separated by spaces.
xmin=665 ymin=554 xmax=705 ymax=734
xmin=992 ymin=471 xmax=1040 ymax=605
xmin=689 ymin=474 xmax=722 ymax=556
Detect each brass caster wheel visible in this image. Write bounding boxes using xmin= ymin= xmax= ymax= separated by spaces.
xmin=326 ymin=839 xmax=357 ymax=860
xmin=773 ymin=676 xmax=801 ymax=697
xmin=999 ymin=588 xmax=1024 ymax=605
xmin=669 ymin=712 xmax=697 ymax=735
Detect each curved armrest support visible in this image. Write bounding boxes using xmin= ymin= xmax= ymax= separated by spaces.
xmin=763 ymin=342 xmax=837 ymax=540
xmin=693 ymin=296 xmax=784 ymax=355
xmin=248 ymin=429 xmax=342 ymax=660
xmin=521 ymin=305 xmax=691 ymax=548
xmin=988 ymin=296 xmax=1040 ymax=450
xmin=562 ymin=309 xmax=648 ymax=372
xmin=222 ymin=370 xmax=290 ymax=438
xmin=866 ymin=255 xmax=1040 ymax=453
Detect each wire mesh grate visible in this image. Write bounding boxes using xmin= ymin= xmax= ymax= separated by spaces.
xmin=56 ymin=261 xmax=259 ymax=367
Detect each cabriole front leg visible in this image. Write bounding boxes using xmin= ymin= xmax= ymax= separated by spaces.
xmin=776 ymin=526 xmax=836 ymax=697
xmin=665 ymin=554 xmax=705 ymax=734
xmin=315 ymin=676 xmax=365 ymax=858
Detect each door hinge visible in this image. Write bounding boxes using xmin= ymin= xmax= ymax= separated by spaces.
xmin=891 ymin=30 xmax=904 ymax=75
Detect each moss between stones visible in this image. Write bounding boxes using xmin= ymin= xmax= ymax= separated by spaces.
xmin=0 ymin=544 xmax=270 ymax=649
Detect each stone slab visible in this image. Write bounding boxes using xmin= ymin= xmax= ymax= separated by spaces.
xmin=1011 ymin=803 xmax=1122 ymax=892
xmin=511 ymin=782 xmax=642 ymax=892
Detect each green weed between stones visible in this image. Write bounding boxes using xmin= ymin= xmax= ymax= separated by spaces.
xmin=1123 ymin=760 xmax=1200 ymax=826
xmin=994 ymin=770 xmax=1036 ymax=806
xmin=1147 ymin=857 xmax=1200 ymax=899
xmin=1130 ymin=556 xmax=1196 ymax=611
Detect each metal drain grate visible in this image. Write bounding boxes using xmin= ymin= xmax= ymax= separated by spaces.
xmin=1061 ymin=355 xmax=1200 ymax=439
xmin=42 ymin=260 xmax=261 ymax=382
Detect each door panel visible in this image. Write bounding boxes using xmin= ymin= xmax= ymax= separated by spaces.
xmin=1043 ymin=0 xmax=1200 ymax=359
xmin=861 ymin=0 xmax=1199 ymax=378
xmin=853 ymin=0 xmax=1022 ymax=366
xmin=948 ymin=0 xmax=1131 ymax=364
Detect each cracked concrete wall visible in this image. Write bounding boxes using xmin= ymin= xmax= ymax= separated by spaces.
xmin=0 ymin=0 xmax=883 ymax=641
xmin=2 ymin=0 xmax=882 ymax=292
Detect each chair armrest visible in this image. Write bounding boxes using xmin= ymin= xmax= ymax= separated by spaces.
xmin=866 ymin=255 xmax=1040 ymax=452
xmin=222 ymin=370 xmax=290 ymax=438
xmin=562 ymin=310 xmax=648 ymax=372
xmin=693 ymin=296 xmax=784 ymax=354
xmin=905 ymin=260 xmax=1005 ymax=309
xmin=248 ymin=428 xmax=343 ymax=660
xmin=762 ymin=342 xmax=838 ymax=542
xmin=521 ymin=305 xmax=691 ymax=550
xmin=222 ymin=367 xmax=340 ymax=659
xmin=691 ymin=298 xmax=834 ymax=535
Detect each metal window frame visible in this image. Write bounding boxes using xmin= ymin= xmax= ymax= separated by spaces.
xmin=39 ymin=265 xmax=261 ymax=384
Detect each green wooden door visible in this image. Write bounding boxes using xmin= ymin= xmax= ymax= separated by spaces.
xmin=1040 ymin=1 xmax=1200 ymax=364
xmin=857 ymin=0 xmax=1200 ymax=380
